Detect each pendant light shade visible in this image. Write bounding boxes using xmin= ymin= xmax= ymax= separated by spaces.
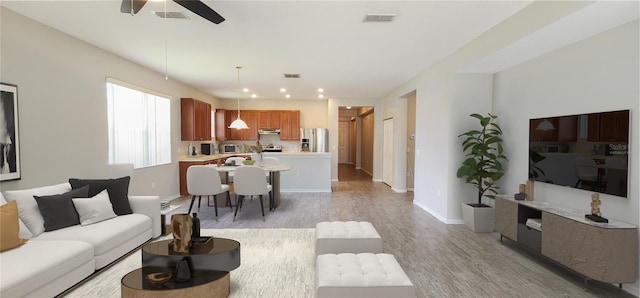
xmin=229 ymin=66 xmax=249 ymax=129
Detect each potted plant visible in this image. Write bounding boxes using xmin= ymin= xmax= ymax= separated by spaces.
xmin=457 ymin=113 xmax=507 ymax=232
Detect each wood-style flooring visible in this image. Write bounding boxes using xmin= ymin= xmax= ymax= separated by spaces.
xmin=167 ymin=164 xmax=635 ymax=297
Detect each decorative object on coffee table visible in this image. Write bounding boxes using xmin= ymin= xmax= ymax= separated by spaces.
xmin=174 ymin=258 xmax=193 ymax=282
xmin=171 ymin=214 xmax=192 ymax=254
xmin=146 ymin=272 xmax=172 ymax=287
xmin=191 ymin=213 xmax=200 ymax=238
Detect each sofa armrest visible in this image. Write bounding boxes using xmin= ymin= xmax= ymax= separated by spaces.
xmin=129 ymin=196 xmax=161 ymax=238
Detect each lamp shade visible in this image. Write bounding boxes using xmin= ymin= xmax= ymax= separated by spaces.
xmin=229 ymin=118 xmax=249 ymax=129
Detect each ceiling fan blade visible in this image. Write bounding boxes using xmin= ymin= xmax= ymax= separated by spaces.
xmin=173 ymin=0 xmax=225 ymax=24
xmin=120 ymin=0 xmax=148 ymax=14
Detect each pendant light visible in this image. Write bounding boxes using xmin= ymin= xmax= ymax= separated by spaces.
xmin=228 ymin=66 xmax=249 ymax=129
xmin=536 ymin=119 xmax=555 ymax=131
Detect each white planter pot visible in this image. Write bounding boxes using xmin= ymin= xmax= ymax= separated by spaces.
xmin=461 ymin=203 xmax=495 ymax=233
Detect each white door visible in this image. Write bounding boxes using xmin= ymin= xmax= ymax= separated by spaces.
xmin=383 ymin=118 xmax=393 ymax=186
xmin=338 ymin=122 xmax=348 ymax=163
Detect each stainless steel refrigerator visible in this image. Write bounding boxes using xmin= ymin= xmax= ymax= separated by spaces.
xmin=300 ymin=128 xmax=329 ymax=152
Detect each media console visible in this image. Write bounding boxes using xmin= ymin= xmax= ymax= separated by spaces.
xmin=495 ymin=195 xmax=638 ymax=286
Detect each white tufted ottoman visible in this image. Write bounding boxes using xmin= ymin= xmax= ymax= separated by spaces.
xmin=315 ymin=221 xmax=382 ymax=255
xmin=316 ymin=253 xmax=416 ymax=298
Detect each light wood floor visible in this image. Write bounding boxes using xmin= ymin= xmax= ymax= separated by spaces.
xmin=168 ymin=164 xmax=635 ymax=297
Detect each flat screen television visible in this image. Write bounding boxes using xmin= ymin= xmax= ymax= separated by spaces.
xmin=528 ymin=110 xmax=630 ymax=198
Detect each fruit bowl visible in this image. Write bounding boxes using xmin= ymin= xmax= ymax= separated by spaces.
xmin=242 ymin=160 xmax=255 ymax=165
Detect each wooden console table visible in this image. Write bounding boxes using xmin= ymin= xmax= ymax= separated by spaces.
xmin=495 ymin=195 xmax=638 ymax=286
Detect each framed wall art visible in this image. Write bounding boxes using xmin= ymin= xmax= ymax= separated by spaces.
xmin=1 ymin=83 xmax=20 ymax=181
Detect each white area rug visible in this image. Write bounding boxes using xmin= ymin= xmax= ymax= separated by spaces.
xmin=63 ymin=228 xmax=315 ymax=298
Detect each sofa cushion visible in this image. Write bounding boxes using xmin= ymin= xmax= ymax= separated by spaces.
xmin=34 ymin=186 xmax=88 ymax=232
xmin=72 ymin=190 xmax=117 ymax=225
xmin=0 ymin=192 xmax=32 ymax=239
xmin=3 ymin=183 xmax=72 ymax=236
xmin=34 ymin=213 xmax=151 ymax=256
xmin=0 ymin=240 xmax=94 ymax=298
xmin=69 ymin=176 xmax=132 ymax=215
xmin=0 ymin=200 xmax=28 ymax=252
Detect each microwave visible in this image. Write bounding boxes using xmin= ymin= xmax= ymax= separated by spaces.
xmin=221 ymin=144 xmax=241 ymax=154
xmin=201 ymin=143 xmax=216 ymax=155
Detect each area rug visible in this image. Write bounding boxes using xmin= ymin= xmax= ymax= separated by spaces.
xmin=62 ymin=228 xmax=316 ymax=298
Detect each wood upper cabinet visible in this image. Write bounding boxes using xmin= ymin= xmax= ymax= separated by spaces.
xmin=225 ymin=110 xmax=258 ymax=140
xmin=279 ymin=110 xmax=300 ymax=140
xmin=181 ymin=98 xmax=211 ymax=141
xmin=215 ymin=109 xmax=227 ymax=141
xmin=257 ymin=111 xmax=281 ymax=129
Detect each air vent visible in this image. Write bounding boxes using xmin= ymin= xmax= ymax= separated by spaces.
xmin=363 ymin=14 xmax=396 ymax=22
xmin=283 ymin=73 xmax=301 ymax=79
xmin=154 ymin=11 xmax=189 ymax=19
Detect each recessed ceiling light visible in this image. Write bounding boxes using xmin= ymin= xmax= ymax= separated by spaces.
xmin=280 ymin=88 xmax=286 ymax=93
xmin=346 ymin=106 xmax=352 ymax=109
xmin=285 ymin=94 xmax=291 ymax=98
xmin=251 ymin=94 xmax=257 ymax=98
xmin=242 ymin=88 xmax=249 ymax=93
xmin=318 ymin=94 xmax=324 ymax=99
xmin=318 ymin=88 xmax=324 ymax=93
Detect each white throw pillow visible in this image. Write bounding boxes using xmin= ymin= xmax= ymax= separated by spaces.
xmin=3 ymin=183 xmax=72 ymax=237
xmin=72 ymin=190 xmax=117 ymax=225
xmin=0 ymin=192 xmax=33 ymax=239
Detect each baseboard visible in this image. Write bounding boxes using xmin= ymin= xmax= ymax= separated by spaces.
xmin=621 ymin=283 xmax=639 ymax=295
xmin=407 ymin=187 xmax=414 ymax=192
xmin=391 ymin=187 xmax=407 ymax=193
xmin=165 ymin=193 xmax=182 ymax=202
xmin=281 ymin=189 xmax=332 ymax=193
xmin=372 ymin=178 xmax=382 ymax=182
xmin=331 ymin=178 xmax=339 ymax=182
xmin=413 ymin=200 xmax=465 ymax=224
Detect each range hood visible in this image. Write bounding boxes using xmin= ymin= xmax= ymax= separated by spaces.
xmin=258 ymin=129 xmax=281 ymax=135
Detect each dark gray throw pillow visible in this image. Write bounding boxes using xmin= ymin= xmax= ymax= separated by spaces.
xmin=69 ymin=176 xmax=132 ymax=215
xmin=34 ymin=185 xmax=89 ymax=232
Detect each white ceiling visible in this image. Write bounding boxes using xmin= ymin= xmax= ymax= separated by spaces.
xmin=2 ymin=1 xmax=636 ymax=102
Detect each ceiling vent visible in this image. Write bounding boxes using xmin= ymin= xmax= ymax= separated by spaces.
xmin=363 ymin=14 xmax=396 ymax=23
xmin=283 ymin=73 xmax=301 ymax=79
xmin=154 ymin=11 xmax=189 ymax=19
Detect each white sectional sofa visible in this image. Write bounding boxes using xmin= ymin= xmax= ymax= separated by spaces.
xmin=0 ymin=182 xmax=161 ymax=297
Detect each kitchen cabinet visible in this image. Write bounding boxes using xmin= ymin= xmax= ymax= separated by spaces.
xmin=225 ymin=110 xmax=258 ymax=140
xmin=257 ymin=111 xmax=280 ymax=129
xmin=279 ymin=110 xmax=300 ymax=140
xmin=215 ymin=109 xmax=227 ymax=141
xmin=181 ymin=98 xmax=211 ymax=141
xmin=587 ymin=111 xmax=629 ymax=142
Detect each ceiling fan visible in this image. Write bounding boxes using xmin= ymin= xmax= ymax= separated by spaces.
xmin=120 ymin=0 xmax=225 ymax=24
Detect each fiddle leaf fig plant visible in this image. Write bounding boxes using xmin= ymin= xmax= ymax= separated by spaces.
xmin=457 ymin=113 xmax=507 ymax=206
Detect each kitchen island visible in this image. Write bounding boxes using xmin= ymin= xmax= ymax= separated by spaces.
xmin=262 ymin=152 xmax=331 ymax=192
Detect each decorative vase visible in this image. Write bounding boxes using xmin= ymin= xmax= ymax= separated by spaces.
xmin=191 ymin=213 xmax=200 ymax=238
xmin=171 ymin=214 xmax=192 ymax=254
xmin=174 ymin=258 xmax=193 ymax=282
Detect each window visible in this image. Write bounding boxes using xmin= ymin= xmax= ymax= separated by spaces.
xmin=106 ymin=79 xmax=171 ymax=169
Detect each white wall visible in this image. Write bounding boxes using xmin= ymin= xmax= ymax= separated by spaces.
xmin=0 ymin=8 xmax=220 ymax=201
xmin=381 ymin=0 xmax=597 ymax=223
xmin=493 ymin=20 xmax=639 ymax=293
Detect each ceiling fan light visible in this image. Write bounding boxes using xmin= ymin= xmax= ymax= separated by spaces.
xmin=229 ymin=118 xmax=249 ymax=129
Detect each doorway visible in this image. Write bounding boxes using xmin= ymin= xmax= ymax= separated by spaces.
xmin=338 ymin=106 xmax=374 ymax=181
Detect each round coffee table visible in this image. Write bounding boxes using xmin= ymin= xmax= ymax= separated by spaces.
xmin=141 ymin=238 xmax=240 ymax=271
xmin=121 ymin=238 xmax=240 ymax=298
xmin=121 ymin=268 xmax=229 ymax=297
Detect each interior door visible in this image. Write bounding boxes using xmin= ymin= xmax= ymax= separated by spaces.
xmin=338 ymin=122 xmax=348 ymax=163
xmin=383 ymin=118 xmax=393 ymax=186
